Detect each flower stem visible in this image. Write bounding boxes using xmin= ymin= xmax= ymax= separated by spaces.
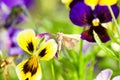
xmin=78 ymin=28 xmax=85 ymax=80
xmin=108 ymin=6 xmax=120 ymax=35
xmin=51 ymin=61 xmax=55 ymax=80
xmin=88 ymin=55 xmax=95 ymax=80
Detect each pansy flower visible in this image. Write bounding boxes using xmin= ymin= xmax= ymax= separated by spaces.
xmin=95 ymin=69 xmax=120 ymax=80
xmin=16 ymin=29 xmax=57 ymax=80
xmin=70 ymin=2 xmax=119 ymax=42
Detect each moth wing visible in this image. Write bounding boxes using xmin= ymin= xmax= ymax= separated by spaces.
xmin=62 ymin=34 xmax=80 ymax=49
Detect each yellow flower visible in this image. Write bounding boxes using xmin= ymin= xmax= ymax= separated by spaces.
xmin=16 ymin=29 xmax=57 ymax=80
xmin=61 ymin=0 xmax=73 ymax=8
xmin=84 ymin=0 xmax=118 ymax=6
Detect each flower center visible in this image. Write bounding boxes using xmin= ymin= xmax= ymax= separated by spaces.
xmin=92 ymin=18 xmax=100 ymax=27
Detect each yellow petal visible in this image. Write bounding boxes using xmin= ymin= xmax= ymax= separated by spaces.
xmin=61 ymin=0 xmax=73 ymax=8
xmin=84 ymin=0 xmax=99 ymax=6
xmin=99 ymin=0 xmax=118 ymax=6
xmin=85 ymin=0 xmax=118 ymax=6
xmin=37 ymin=39 xmax=57 ymax=61
xmin=16 ymin=56 xmax=42 ymax=80
xmin=17 ymin=29 xmax=38 ymax=54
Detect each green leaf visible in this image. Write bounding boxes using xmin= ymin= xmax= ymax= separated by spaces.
xmin=93 ymin=31 xmax=116 ymax=58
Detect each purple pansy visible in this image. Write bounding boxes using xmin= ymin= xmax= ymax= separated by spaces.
xmin=70 ymin=2 xmax=119 ymax=42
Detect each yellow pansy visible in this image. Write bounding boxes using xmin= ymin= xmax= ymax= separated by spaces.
xmin=61 ymin=0 xmax=73 ymax=8
xmin=84 ymin=0 xmax=118 ymax=6
xmin=16 ymin=29 xmax=58 ymax=80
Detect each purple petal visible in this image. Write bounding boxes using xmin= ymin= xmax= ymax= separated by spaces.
xmin=111 ymin=4 xmax=119 ymax=18
xmin=55 ymin=53 xmax=58 ymax=59
xmin=82 ymin=42 xmax=93 ymax=53
xmin=2 ymin=0 xmax=23 ymax=9
xmin=81 ymin=25 xmax=110 ymax=42
xmin=95 ymin=69 xmax=113 ymax=80
xmin=0 ymin=29 xmax=11 ymax=50
xmin=37 ymin=33 xmax=51 ymax=41
xmin=8 ymin=28 xmax=21 ymax=38
xmin=8 ymin=47 xmax=23 ymax=56
xmin=81 ymin=27 xmax=95 ymax=42
xmin=112 ymin=76 xmax=120 ymax=80
xmin=8 ymin=28 xmax=21 ymax=47
xmin=94 ymin=4 xmax=119 ymax=23
xmin=70 ymin=0 xmax=83 ymax=8
xmin=0 ymin=2 xmax=10 ymax=20
xmin=69 ymin=2 xmax=93 ymax=27
xmin=23 ymin=0 xmax=34 ymax=8
xmin=93 ymin=25 xmax=110 ymax=42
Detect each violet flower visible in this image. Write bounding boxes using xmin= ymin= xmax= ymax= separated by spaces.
xmin=70 ymin=2 xmax=119 ymax=42
xmin=95 ymin=69 xmax=120 ymax=80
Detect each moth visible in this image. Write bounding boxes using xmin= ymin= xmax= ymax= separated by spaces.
xmin=56 ymin=32 xmax=80 ymax=52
